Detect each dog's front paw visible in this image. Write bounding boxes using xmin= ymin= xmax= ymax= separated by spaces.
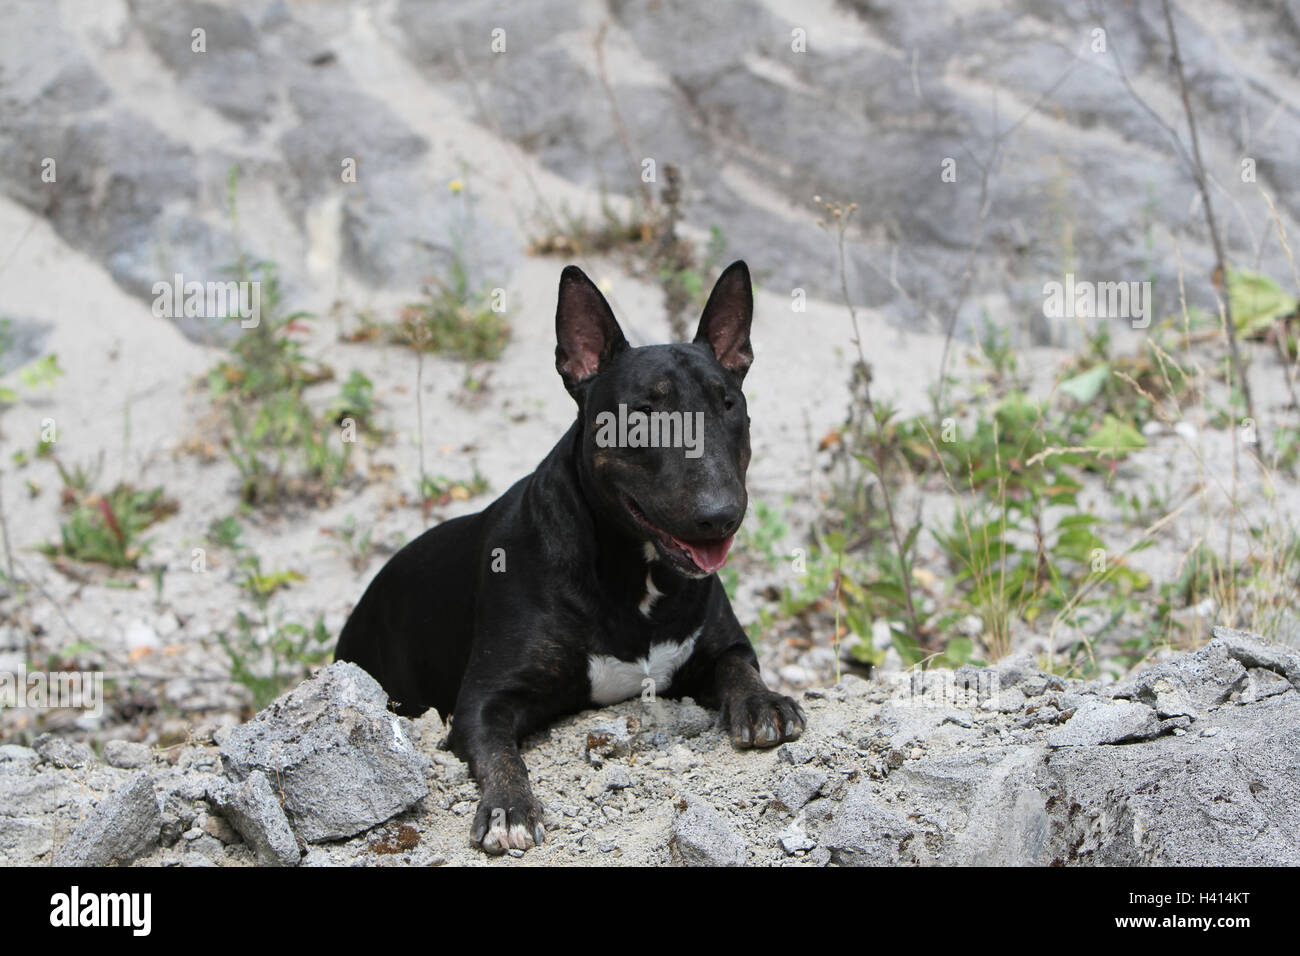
xmin=726 ymin=691 xmax=806 ymax=749
xmin=471 ymin=790 xmax=546 ymax=855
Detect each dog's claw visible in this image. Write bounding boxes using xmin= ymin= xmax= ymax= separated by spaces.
xmin=471 ymin=794 xmax=545 ymax=855
xmin=728 ymin=691 xmax=805 ymax=749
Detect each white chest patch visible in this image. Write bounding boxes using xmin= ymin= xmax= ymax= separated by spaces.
xmin=587 ymin=628 xmax=700 ymax=705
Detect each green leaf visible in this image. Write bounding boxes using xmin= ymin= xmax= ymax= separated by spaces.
xmin=940 ymin=637 xmax=974 ymax=667
xmin=891 ymin=630 xmax=925 ymax=668
xmin=1058 ymin=363 xmax=1110 ymax=404
xmin=1228 ymin=267 xmax=1298 ymax=337
xmin=1085 ymin=415 xmax=1147 ymax=457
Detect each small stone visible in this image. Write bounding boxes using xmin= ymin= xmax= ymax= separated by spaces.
xmin=104 ymin=740 xmax=151 ymax=769
xmin=836 ymin=674 xmax=873 ymax=698
xmin=603 ymin=766 xmax=632 ymax=790
xmin=1211 ymin=628 xmax=1300 ymax=688
xmin=989 ymin=687 xmax=1027 ymax=713
xmin=201 ymin=812 xmax=240 ymax=844
xmin=776 ymin=768 xmax=827 ymax=811
xmin=672 ymin=796 xmax=747 ymax=866
xmin=670 ymin=699 xmax=715 ymax=738
xmin=777 ymin=742 xmax=816 ymax=765
xmin=33 ymin=733 xmax=94 ymax=769
xmin=1240 ymin=668 xmax=1292 ymax=701
xmin=777 ymin=829 xmax=817 ymax=854
xmin=585 ymin=717 xmax=633 ymax=765
xmin=780 ymin=665 xmax=810 ymax=686
xmin=1020 ymin=676 xmax=1049 ymax=697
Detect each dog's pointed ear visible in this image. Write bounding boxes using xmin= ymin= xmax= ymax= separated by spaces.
xmin=555 ymin=265 xmax=629 ymax=393
xmin=693 ymin=260 xmax=753 ymax=381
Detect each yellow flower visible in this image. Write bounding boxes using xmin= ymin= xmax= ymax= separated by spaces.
xmin=448 ymin=179 xmax=465 ymax=194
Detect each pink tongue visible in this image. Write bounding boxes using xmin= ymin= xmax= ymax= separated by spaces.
xmin=676 ymin=534 xmax=734 ymax=573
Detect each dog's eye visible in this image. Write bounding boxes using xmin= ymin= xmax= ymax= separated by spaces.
xmin=724 ymin=396 xmax=736 ymax=411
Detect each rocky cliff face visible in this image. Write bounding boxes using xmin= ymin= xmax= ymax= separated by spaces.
xmin=5 ymin=0 xmax=1299 ymax=349
xmin=4 ymin=628 xmax=1296 ymax=867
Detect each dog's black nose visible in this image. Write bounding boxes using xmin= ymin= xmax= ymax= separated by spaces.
xmin=695 ymin=501 xmax=743 ymax=537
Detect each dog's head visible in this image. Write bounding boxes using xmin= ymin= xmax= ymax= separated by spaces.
xmin=555 ymin=261 xmax=754 ymax=578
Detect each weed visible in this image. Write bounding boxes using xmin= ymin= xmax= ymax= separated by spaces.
xmin=205 ymin=169 xmax=351 ymax=507
xmin=323 ymin=515 xmax=378 ymax=573
xmin=45 ymin=459 xmax=177 ymax=569
xmin=398 ymin=255 xmax=509 ymax=362
xmin=215 ymin=541 xmax=329 ymax=711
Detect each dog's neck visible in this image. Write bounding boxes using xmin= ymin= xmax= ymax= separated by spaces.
xmin=534 ymin=419 xmax=708 ymax=608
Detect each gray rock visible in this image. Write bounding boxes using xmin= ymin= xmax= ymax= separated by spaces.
xmin=670 ymin=699 xmax=716 ymax=739
xmin=776 ymin=768 xmax=827 ymax=812
xmin=823 ymin=780 xmax=923 ymax=866
xmin=989 ymin=687 xmax=1028 ymax=713
xmin=672 ymin=796 xmax=747 ymax=866
xmin=776 ymin=741 xmax=817 ymax=765
xmin=104 ymin=740 xmax=152 ymax=770
xmin=1212 ymin=627 xmax=1300 ymax=689
xmin=1242 ymin=668 xmax=1293 ymax=701
xmin=0 ymin=770 xmax=60 ymax=862
xmin=53 ymin=771 xmax=161 ymax=866
xmin=1113 ymin=641 xmax=1248 ymax=718
xmin=159 ymin=791 xmax=198 ymax=847
xmin=33 ymin=733 xmax=95 ymax=769
xmin=601 ymin=766 xmax=633 ymax=791
xmin=219 ymin=662 xmax=428 ymax=843
xmin=1042 ymin=693 xmax=1300 ymax=864
xmin=211 ymin=770 xmax=300 ymax=866
xmin=0 ymin=745 xmax=38 ymax=770
xmin=1020 ymin=676 xmax=1049 ymax=698
xmin=777 ymin=828 xmax=817 ymax=854
xmin=994 ymin=653 xmax=1038 ymax=688
xmin=1047 ymin=699 xmax=1165 ymax=747
xmin=584 ymin=717 xmax=633 ymax=766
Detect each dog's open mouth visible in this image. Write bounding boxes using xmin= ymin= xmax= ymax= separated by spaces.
xmin=622 ymin=495 xmax=734 ymax=574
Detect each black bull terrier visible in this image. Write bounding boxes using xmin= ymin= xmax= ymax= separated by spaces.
xmin=335 ymin=261 xmax=805 ymax=854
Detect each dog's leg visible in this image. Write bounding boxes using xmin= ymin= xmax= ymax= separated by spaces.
xmin=714 ymin=647 xmax=806 ymax=748
xmin=454 ymin=702 xmax=546 ymax=854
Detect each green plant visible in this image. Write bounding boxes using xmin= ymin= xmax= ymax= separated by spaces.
xmin=527 ymin=196 xmax=657 ymax=259
xmin=332 ymin=369 xmax=377 ymax=431
xmin=215 ymin=542 xmax=330 ymax=711
xmin=45 ymin=460 xmax=177 ymax=568
xmin=218 ymin=610 xmax=331 ymax=712
xmin=0 ymin=352 xmax=64 ymax=404
xmin=208 ymin=516 xmax=244 ymax=550
xmin=416 ymin=469 xmax=489 ymax=510
xmin=970 ymin=313 xmax=1023 ymax=392
xmin=399 ymin=258 xmax=510 ymax=362
xmin=324 ymin=515 xmax=377 ymax=573
xmin=205 ymin=168 xmax=351 ymax=507
xmin=225 ymin=389 xmax=351 ymax=505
